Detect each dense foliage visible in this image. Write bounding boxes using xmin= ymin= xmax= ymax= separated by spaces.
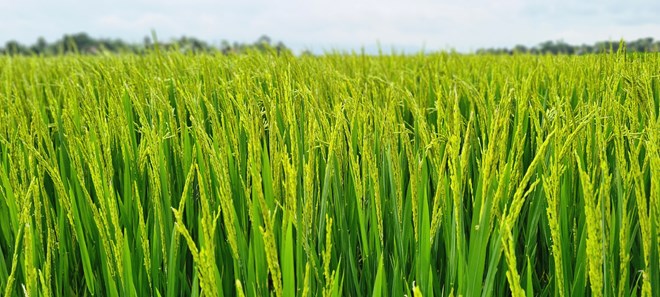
xmin=2 ymin=33 xmax=660 ymax=55
xmin=477 ymin=38 xmax=660 ymax=55
xmin=0 ymin=51 xmax=658 ymax=296
xmin=0 ymin=33 xmax=289 ymax=56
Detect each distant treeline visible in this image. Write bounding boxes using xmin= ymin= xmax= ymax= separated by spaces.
xmin=477 ymin=38 xmax=660 ymax=55
xmin=0 ymin=33 xmax=290 ymax=55
xmin=1 ymin=33 xmax=660 ymax=55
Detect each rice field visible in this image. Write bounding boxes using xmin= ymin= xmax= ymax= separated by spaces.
xmin=0 ymin=51 xmax=658 ymax=296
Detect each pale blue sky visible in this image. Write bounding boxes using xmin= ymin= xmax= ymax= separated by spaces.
xmin=1 ymin=0 xmax=659 ymax=53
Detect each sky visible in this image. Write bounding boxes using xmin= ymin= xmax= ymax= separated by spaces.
xmin=1 ymin=0 xmax=659 ymax=53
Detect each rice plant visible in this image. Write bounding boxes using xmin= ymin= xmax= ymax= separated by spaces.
xmin=0 ymin=49 xmax=658 ymax=296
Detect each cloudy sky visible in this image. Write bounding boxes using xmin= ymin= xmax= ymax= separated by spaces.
xmin=1 ymin=0 xmax=659 ymax=53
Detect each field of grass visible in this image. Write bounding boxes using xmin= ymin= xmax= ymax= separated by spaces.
xmin=0 ymin=51 xmax=658 ymax=296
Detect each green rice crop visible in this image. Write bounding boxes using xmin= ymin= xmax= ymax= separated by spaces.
xmin=0 ymin=50 xmax=658 ymax=296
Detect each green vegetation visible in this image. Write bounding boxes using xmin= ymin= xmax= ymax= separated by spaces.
xmin=0 ymin=50 xmax=658 ymax=296
xmin=3 ymin=32 xmax=660 ymax=56
xmin=0 ymin=33 xmax=289 ymax=56
xmin=477 ymin=38 xmax=660 ymax=55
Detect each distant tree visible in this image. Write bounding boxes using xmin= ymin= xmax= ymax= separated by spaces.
xmin=556 ymin=41 xmax=574 ymax=54
xmin=629 ymin=37 xmax=654 ymax=52
xmin=513 ymin=45 xmax=528 ymax=54
xmin=143 ymin=36 xmax=152 ymax=48
xmin=538 ymin=41 xmax=555 ymax=54
xmin=4 ymin=31 xmax=656 ymax=57
xmin=3 ymin=40 xmax=28 ymax=55
xmin=257 ymin=35 xmax=271 ymax=46
xmin=300 ymin=49 xmax=315 ymax=57
xmin=254 ymin=35 xmax=272 ymax=52
xmin=220 ymin=40 xmax=231 ymax=54
xmin=30 ymin=37 xmax=48 ymax=55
